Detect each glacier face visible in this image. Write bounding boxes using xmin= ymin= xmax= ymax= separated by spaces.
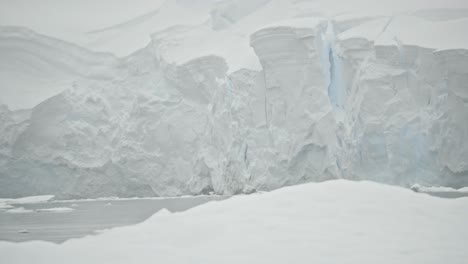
xmin=334 ymin=16 xmax=468 ymax=188
xmin=1 ymin=0 xmax=468 ymax=198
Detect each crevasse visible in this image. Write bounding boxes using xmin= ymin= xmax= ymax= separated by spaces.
xmin=321 ymin=21 xmax=345 ymax=109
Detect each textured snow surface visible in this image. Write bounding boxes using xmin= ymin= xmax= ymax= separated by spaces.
xmin=1 ymin=180 xmax=468 ymax=264
xmin=1 ymin=0 xmax=468 ymax=198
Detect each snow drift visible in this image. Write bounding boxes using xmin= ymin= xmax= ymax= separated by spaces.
xmin=1 ymin=180 xmax=467 ymax=263
xmin=1 ymin=0 xmax=468 ymax=198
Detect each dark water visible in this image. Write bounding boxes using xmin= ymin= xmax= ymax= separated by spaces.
xmin=0 ymin=196 xmax=226 ymax=244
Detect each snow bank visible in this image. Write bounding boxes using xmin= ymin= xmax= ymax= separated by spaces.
xmin=0 ymin=180 xmax=467 ymax=264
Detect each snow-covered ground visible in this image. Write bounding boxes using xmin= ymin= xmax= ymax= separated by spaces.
xmin=0 ymin=180 xmax=467 ymax=264
xmin=1 ymin=0 xmax=468 ymax=198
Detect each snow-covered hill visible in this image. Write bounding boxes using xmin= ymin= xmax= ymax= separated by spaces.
xmin=1 ymin=0 xmax=468 ymax=198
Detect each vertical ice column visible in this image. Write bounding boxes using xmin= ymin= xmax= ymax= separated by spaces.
xmin=249 ymin=26 xmax=339 ymax=187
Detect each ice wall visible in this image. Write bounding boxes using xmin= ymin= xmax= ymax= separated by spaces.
xmin=249 ymin=25 xmax=340 ymax=188
xmin=1 ymin=2 xmax=468 ymax=198
xmin=334 ymin=17 xmax=468 ymax=187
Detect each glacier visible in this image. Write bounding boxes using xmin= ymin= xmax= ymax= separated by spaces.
xmin=1 ymin=0 xmax=468 ymax=198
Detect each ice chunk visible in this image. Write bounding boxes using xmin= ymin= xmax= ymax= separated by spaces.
xmin=6 ymin=207 xmax=34 ymax=214
xmin=35 ymin=207 xmax=75 ymax=213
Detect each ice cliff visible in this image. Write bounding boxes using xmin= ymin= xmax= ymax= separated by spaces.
xmin=1 ymin=0 xmax=468 ymax=198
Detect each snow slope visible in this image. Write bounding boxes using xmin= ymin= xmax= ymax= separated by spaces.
xmin=1 ymin=180 xmax=467 ymax=263
xmin=0 ymin=27 xmax=122 ymax=110
xmin=1 ymin=0 xmax=468 ymax=198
